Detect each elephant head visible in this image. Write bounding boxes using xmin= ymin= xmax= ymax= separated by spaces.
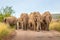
xmin=28 ymin=12 xmax=35 ymax=30
xmin=28 ymin=12 xmax=42 ymax=31
xmin=42 ymin=11 xmax=52 ymax=31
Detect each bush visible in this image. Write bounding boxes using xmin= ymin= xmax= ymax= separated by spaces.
xmin=49 ymin=21 xmax=60 ymax=31
xmin=0 ymin=22 xmax=15 ymax=40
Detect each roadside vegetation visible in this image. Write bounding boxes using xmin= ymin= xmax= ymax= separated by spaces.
xmin=49 ymin=19 xmax=60 ymax=31
xmin=0 ymin=6 xmax=16 ymax=40
xmin=0 ymin=22 xmax=15 ymax=40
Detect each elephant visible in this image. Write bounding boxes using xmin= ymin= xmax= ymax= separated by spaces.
xmin=17 ymin=13 xmax=29 ymax=30
xmin=28 ymin=13 xmax=35 ymax=30
xmin=28 ymin=12 xmax=42 ymax=31
xmin=17 ymin=17 xmax=23 ymax=29
xmin=41 ymin=11 xmax=52 ymax=31
xmin=3 ymin=16 xmax=17 ymax=29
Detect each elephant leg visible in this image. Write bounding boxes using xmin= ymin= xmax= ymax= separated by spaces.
xmin=37 ymin=25 xmax=39 ymax=31
xmin=22 ymin=22 xmax=26 ymax=30
xmin=37 ymin=23 xmax=41 ymax=32
xmin=21 ymin=22 xmax=24 ymax=30
xmin=22 ymin=23 xmax=25 ymax=30
xmin=26 ymin=23 xmax=27 ymax=30
xmin=24 ymin=23 xmax=27 ymax=30
xmin=19 ymin=22 xmax=22 ymax=29
xmin=47 ymin=24 xmax=49 ymax=31
xmin=26 ymin=23 xmax=29 ymax=30
xmin=33 ymin=23 xmax=36 ymax=31
xmin=25 ymin=23 xmax=27 ymax=30
xmin=45 ymin=23 xmax=49 ymax=31
xmin=39 ymin=23 xmax=41 ymax=30
xmin=24 ymin=24 xmax=26 ymax=30
xmin=29 ymin=22 xmax=33 ymax=30
xmin=16 ymin=22 xmax=19 ymax=30
xmin=41 ymin=22 xmax=46 ymax=31
xmin=28 ymin=23 xmax=30 ymax=30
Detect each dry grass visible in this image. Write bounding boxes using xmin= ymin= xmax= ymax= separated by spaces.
xmin=0 ymin=22 xmax=15 ymax=40
xmin=49 ymin=20 xmax=60 ymax=31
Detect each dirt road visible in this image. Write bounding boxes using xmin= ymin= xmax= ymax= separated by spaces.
xmin=12 ymin=30 xmax=60 ymax=40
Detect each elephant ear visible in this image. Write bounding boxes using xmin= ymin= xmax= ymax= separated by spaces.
xmin=49 ymin=15 xmax=52 ymax=22
xmin=3 ymin=18 xmax=6 ymax=23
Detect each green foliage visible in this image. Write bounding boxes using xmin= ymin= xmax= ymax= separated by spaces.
xmin=0 ymin=13 xmax=4 ymax=22
xmin=0 ymin=6 xmax=15 ymax=22
xmin=3 ymin=6 xmax=15 ymax=17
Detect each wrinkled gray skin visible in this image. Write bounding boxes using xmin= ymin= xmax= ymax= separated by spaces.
xmin=28 ymin=12 xmax=42 ymax=31
xmin=3 ymin=16 xmax=17 ymax=29
xmin=17 ymin=13 xmax=29 ymax=30
xmin=41 ymin=11 xmax=52 ymax=31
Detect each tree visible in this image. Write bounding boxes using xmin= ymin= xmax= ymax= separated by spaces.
xmin=0 ymin=6 xmax=15 ymax=22
xmin=3 ymin=6 xmax=15 ymax=17
xmin=0 ymin=12 xmax=4 ymax=22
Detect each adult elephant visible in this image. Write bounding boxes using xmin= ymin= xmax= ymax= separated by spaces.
xmin=3 ymin=16 xmax=17 ymax=29
xmin=28 ymin=12 xmax=35 ymax=30
xmin=41 ymin=11 xmax=52 ymax=31
xmin=17 ymin=13 xmax=29 ymax=30
xmin=28 ymin=12 xmax=42 ymax=31
xmin=17 ymin=17 xmax=23 ymax=29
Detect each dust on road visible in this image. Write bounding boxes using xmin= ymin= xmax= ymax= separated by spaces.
xmin=12 ymin=30 xmax=60 ymax=40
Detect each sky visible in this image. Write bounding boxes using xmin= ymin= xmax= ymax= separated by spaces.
xmin=0 ymin=0 xmax=60 ymax=17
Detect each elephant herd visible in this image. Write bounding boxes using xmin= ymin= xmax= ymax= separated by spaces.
xmin=3 ymin=11 xmax=52 ymax=31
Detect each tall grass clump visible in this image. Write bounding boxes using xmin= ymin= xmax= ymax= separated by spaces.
xmin=49 ymin=21 xmax=60 ymax=31
xmin=0 ymin=22 xmax=15 ymax=40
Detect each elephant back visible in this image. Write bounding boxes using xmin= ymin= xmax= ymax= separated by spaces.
xmin=3 ymin=16 xmax=17 ymax=26
xmin=42 ymin=11 xmax=52 ymax=24
xmin=42 ymin=11 xmax=52 ymax=20
xmin=20 ymin=13 xmax=28 ymax=21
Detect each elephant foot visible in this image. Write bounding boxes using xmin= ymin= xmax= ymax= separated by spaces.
xmin=23 ymin=28 xmax=27 ymax=30
xmin=45 ymin=29 xmax=49 ymax=31
xmin=47 ymin=29 xmax=49 ymax=31
xmin=34 ymin=29 xmax=36 ymax=31
xmin=23 ymin=28 xmax=25 ymax=30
